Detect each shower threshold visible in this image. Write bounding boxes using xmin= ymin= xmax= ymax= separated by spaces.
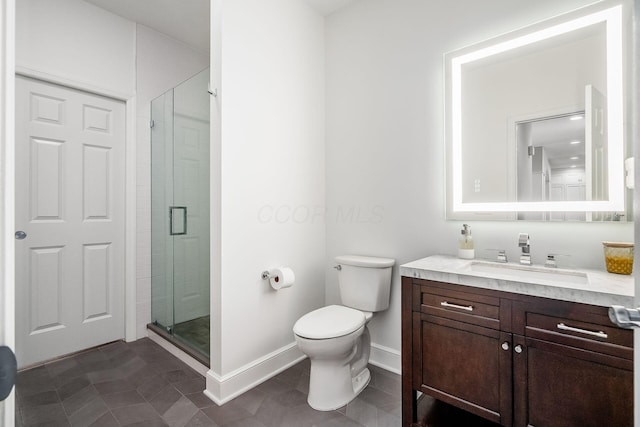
xmin=147 ymin=321 xmax=210 ymax=368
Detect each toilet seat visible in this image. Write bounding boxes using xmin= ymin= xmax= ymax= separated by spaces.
xmin=294 ymin=305 xmax=365 ymax=339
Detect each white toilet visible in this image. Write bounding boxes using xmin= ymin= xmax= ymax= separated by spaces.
xmin=293 ymin=255 xmax=395 ymax=411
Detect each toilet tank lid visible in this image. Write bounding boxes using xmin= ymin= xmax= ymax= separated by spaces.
xmin=335 ymin=255 xmax=395 ymax=268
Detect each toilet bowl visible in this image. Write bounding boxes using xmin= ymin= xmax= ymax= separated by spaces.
xmin=293 ymin=305 xmax=373 ymax=411
xmin=293 ymin=255 xmax=395 ymax=411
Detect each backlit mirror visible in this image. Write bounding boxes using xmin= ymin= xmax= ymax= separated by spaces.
xmin=445 ymin=2 xmax=632 ymax=221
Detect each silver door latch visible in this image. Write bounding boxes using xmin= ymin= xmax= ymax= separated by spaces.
xmin=609 ymin=305 xmax=640 ymax=329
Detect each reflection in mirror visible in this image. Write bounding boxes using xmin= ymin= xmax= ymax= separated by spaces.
xmin=516 ymin=113 xmax=587 ymax=221
xmin=517 ymin=113 xmax=587 ymax=204
xmin=517 ymin=113 xmax=587 ymax=203
xmin=445 ymin=2 xmax=630 ymax=221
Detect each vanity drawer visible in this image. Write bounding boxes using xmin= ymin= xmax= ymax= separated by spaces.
xmin=523 ymin=310 xmax=633 ymax=360
xmin=420 ymin=285 xmax=500 ymax=330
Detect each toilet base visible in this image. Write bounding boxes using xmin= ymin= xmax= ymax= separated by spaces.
xmin=307 ymin=364 xmax=370 ymax=411
xmin=295 ymin=315 xmax=374 ymax=411
xmin=352 ymin=367 xmax=371 ymax=398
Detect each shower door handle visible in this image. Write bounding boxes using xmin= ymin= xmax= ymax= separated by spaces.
xmin=170 ymin=206 xmax=187 ymax=235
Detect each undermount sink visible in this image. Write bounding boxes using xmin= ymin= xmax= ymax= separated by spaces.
xmin=469 ymin=261 xmax=589 ymax=285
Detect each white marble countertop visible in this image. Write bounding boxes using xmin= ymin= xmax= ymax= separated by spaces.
xmin=400 ymin=255 xmax=634 ymax=307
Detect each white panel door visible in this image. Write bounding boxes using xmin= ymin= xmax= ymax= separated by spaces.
xmin=565 ymin=184 xmax=586 ymax=221
xmin=15 ymin=76 xmax=125 ymax=368
xmin=549 ymin=184 xmax=565 ymax=221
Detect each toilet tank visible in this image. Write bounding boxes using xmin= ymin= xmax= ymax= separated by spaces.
xmin=336 ymin=255 xmax=395 ymax=312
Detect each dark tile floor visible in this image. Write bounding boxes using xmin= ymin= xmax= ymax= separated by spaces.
xmin=15 ymin=338 xmax=403 ymax=426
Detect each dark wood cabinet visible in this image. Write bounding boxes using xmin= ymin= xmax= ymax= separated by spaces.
xmin=402 ymin=277 xmax=634 ymax=427
xmin=417 ymin=314 xmax=513 ymax=424
xmin=512 ymin=298 xmax=633 ymax=427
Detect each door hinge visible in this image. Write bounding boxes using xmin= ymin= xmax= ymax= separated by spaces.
xmin=208 ymin=83 xmax=217 ymax=97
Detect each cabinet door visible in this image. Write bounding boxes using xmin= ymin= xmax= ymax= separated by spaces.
xmin=416 ymin=313 xmax=512 ymax=426
xmin=513 ymin=335 xmax=633 ymax=427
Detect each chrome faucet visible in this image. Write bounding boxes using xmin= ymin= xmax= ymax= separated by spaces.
xmin=518 ymin=233 xmax=531 ymax=265
xmin=486 ymin=249 xmax=508 ymax=263
xmin=544 ymin=254 xmax=569 ymax=268
xmin=545 ymin=255 xmax=557 ymax=268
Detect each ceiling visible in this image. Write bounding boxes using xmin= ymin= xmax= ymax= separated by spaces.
xmin=85 ymin=0 xmax=358 ymax=54
xmin=302 ymin=0 xmax=358 ymax=16
xmin=86 ymin=0 xmax=211 ymax=52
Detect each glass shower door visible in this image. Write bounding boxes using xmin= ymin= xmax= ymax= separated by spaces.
xmin=171 ymin=70 xmax=210 ymax=357
xmin=151 ymin=69 xmax=210 ymax=359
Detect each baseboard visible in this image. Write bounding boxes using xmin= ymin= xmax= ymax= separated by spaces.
xmin=369 ymin=342 xmax=401 ymax=375
xmin=203 ymin=341 xmax=399 ymax=405
xmin=205 ymin=342 xmax=305 ymax=405
xmin=147 ymin=329 xmax=209 ymax=376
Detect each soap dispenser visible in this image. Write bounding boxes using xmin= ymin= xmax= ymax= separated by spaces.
xmin=458 ymin=224 xmax=475 ymax=259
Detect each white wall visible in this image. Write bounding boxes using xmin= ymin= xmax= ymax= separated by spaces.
xmin=207 ymin=0 xmax=325 ymax=402
xmin=135 ymin=24 xmax=209 ymax=339
xmin=325 ymin=0 xmax=633 ymax=372
xmin=16 ymin=0 xmax=135 ymax=96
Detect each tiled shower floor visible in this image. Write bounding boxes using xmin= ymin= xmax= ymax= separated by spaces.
xmin=173 ymin=315 xmax=210 ymax=358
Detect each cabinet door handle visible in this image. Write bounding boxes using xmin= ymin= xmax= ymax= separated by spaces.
xmin=440 ymin=301 xmax=473 ymax=312
xmin=501 ymin=342 xmax=509 ymax=351
xmin=557 ymin=323 xmax=608 ymax=339
xmin=514 ymin=344 xmax=523 ymax=354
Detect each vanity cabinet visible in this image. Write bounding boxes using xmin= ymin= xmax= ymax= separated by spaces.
xmin=402 ymin=277 xmax=634 ymax=427
xmin=512 ymin=298 xmax=633 ymax=427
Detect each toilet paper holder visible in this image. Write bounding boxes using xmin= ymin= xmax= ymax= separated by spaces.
xmin=261 ymin=267 xmax=296 ymax=290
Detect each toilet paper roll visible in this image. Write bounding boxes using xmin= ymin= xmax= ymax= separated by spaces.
xmin=269 ymin=267 xmax=295 ymax=290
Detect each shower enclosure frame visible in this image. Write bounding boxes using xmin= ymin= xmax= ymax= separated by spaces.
xmin=148 ymin=68 xmax=211 ymax=367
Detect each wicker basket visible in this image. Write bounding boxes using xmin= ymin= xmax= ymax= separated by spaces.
xmin=602 ymin=242 xmax=634 ymax=275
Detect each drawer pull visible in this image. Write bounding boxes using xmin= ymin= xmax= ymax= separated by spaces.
xmin=440 ymin=301 xmax=474 ymax=312
xmin=557 ymin=323 xmax=608 ymax=339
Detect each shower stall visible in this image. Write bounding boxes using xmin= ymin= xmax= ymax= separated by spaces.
xmin=149 ymin=68 xmax=210 ymax=364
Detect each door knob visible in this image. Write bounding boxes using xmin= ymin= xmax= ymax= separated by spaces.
xmin=14 ymin=231 xmax=26 ymax=240
xmin=501 ymin=342 xmax=509 ymax=351
xmin=514 ymin=345 xmax=523 ymax=354
xmin=0 ymin=346 xmax=17 ymax=401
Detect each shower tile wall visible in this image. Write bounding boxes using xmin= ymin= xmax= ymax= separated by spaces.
xmin=135 ymin=24 xmax=209 ymax=339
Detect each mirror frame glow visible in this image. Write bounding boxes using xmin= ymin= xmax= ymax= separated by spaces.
xmin=448 ymin=3 xmax=625 ymax=213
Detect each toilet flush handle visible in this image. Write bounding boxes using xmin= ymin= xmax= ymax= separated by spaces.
xmin=333 ymin=265 xmax=342 ymax=271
